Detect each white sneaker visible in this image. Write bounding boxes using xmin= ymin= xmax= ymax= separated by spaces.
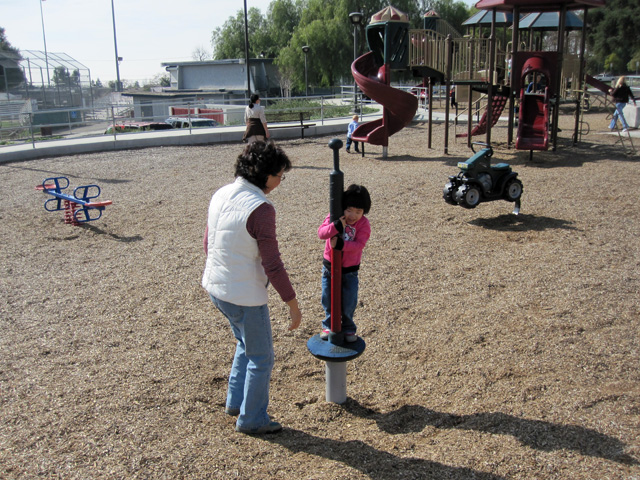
xmin=622 ymin=128 xmax=629 ymax=133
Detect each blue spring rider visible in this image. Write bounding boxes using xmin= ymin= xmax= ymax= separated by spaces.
xmin=37 ymin=176 xmax=112 ymax=225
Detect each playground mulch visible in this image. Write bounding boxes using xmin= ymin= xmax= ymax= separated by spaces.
xmin=1 ymin=108 xmax=639 ymax=479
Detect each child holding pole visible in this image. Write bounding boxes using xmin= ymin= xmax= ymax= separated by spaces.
xmin=317 ymin=184 xmax=371 ymax=342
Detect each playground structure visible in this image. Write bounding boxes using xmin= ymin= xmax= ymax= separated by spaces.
xmin=350 ymin=7 xmax=419 ymax=158
xmin=443 ymin=143 xmax=523 ymax=214
xmin=514 ymin=52 xmax=554 ymax=153
xmin=404 ymin=0 xmax=604 ymax=155
xmin=307 ymin=139 xmax=366 ymax=404
xmin=36 ymin=176 xmax=112 ymax=225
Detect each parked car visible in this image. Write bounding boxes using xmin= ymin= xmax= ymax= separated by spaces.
xmin=165 ymin=117 xmax=218 ymax=129
xmin=104 ymin=122 xmax=173 ymax=134
xmin=593 ymin=73 xmax=615 ymax=83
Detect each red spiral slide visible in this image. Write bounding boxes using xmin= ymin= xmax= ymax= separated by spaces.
xmin=350 ymin=51 xmax=418 ymax=147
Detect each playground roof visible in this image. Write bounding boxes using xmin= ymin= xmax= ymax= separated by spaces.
xmin=518 ymin=11 xmax=584 ymax=30
xmin=370 ymin=6 xmax=409 ymax=24
xmin=474 ymin=0 xmax=605 ymax=13
xmin=462 ymin=10 xmax=514 ymax=26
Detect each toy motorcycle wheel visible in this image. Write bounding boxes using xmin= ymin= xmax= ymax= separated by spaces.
xmin=455 ymin=184 xmax=481 ymax=209
xmin=503 ymin=178 xmax=523 ymax=202
xmin=443 ymin=182 xmax=457 ymax=205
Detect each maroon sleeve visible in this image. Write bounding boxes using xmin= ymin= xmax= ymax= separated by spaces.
xmin=246 ymin=202 xmax=296 ymax=302
xmin=203 ymin=224 xmax=208 ymax=255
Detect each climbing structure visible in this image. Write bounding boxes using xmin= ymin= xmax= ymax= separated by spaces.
xmin=350 ymin=6 xmax=418 ymax=157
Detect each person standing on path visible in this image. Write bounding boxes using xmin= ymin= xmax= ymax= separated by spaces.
xmin=243 ymin=94 xmax=270 ymax=143
xmin=202 ymin=141 xmax=301 ymax=435
xmin=608 ymin=76 xmax=637 ymax=133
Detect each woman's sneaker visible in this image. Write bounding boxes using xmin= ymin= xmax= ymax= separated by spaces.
xmin=235 ymin=421 xmax=282 ymax=435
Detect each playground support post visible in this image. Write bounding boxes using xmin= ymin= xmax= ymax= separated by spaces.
xmin=467 ymin=38 xmax=475 ymax=146
xmin=573 ymin=7 xmax=589 ymax=146
xmin=485 ymin=8 xmax=497 ymax=147
xmin=428 ymin=77 xmax=433 ymax=149
xmin=444 ymin=35 xmax=452 ymax=155
xmin=508 ymin=6 xmax=520 ymax=148
xmin=552 ymin=5 xmax=567 ymax=151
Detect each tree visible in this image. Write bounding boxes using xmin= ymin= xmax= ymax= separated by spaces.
xmin=192 ymin=45 xmax=211 ymax=61
xmin=1 ymin=26 xmax=25 ymax=92
xmin=209 ymin=0 xmax=473 ymax=94
xmin=627 ymin=50 xmax=640 ymax=75
xmin=604 ymin=52 xmax=623 ymax=75
xmin=0 ymin=26 xmax=20 ymax=57
xmin=587 ymin=0 xmax=640 ymax=73
xmin=428 ymin=0 xmax=471 ymax=34
xmin=211 ymin=7 xmax=267 ymax=59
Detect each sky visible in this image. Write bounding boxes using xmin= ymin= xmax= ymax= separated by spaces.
xmin=0 ymin=0 xmax=274 ymax=84
xmin=1 ymin=0 xmax=476 ymax=85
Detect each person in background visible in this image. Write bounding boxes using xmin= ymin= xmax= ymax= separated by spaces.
xmin=202 ymin=141 xmax=301 ymax=435
xmin=609 ymin=76 xmax=637 ymax=133
xmin=346 ymin=115 xmax=360 ymax=154
xmin=243 ymin=94 xmax=270 ymax=143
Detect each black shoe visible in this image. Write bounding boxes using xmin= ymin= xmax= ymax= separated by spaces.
xmin=236 ymin=421 xmax=282 ymax=434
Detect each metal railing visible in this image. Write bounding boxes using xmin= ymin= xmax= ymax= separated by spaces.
xmin=0 ymin=94 xmax=382 ymax=149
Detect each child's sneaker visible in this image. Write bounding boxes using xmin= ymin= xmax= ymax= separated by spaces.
xmin=345 ymin=332 xmax=358 ymax=343
xmin=320 ymin=329 xmax=331 ymax=340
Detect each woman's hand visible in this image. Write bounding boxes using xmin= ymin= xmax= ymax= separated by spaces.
xmin=286 ymin=299 xmax=302 ymax=331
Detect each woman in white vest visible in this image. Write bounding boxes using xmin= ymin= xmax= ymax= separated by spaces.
xmin=202 ymin=141 xmax=302 ymax=435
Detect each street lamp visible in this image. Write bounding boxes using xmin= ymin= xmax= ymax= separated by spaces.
xmin=349 ymin=12 xmax=363 ymax=113
xmin=302 ymin=46 xmax=310 ymax=97
xmin=39 ymin=0 xmax=50 ymax=86
xmin=111 ymin=0 xmax=122 ymax=92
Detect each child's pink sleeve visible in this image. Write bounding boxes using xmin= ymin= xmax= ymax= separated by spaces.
xmin=317 ymin=214 xmax=338 ymax=240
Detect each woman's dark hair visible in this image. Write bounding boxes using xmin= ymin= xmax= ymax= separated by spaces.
xmin=248 ymin=94 xmax=260 ymax=109
xmin=235 ymin=141 xmax=291 ymax=190
xmin=343 ymin=184 xmax=371 ymax=214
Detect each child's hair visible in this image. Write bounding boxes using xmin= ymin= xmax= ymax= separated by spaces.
xmin=343 ymin=184 xmax=371 ymax=214
xmin=352 ymin=115 xmax=359 ymax=121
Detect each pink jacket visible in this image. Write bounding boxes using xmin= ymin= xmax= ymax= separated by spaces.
xmin=318 ymin=214 xmax=371 ymax=268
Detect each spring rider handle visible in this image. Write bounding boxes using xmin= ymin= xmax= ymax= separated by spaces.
xmin=327 ymin=139 xmax=344 ymax=345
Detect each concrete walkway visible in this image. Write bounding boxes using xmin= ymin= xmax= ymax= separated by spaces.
xmin=0 ymin=114 xmax=368 ymax=163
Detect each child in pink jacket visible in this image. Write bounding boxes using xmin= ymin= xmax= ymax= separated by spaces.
xmin=317 ymin=184 xmax=371 ymax=342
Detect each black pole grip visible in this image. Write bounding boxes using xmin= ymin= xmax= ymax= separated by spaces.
xmin=328 ymin=139 xmax=344 ymax=222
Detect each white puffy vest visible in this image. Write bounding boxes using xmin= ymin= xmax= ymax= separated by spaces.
xmin=202 ymin=177 xmax=271 ymax=306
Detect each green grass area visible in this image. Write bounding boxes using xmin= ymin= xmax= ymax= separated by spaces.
xmin=265 ymin=99 xmax=376 ymax=120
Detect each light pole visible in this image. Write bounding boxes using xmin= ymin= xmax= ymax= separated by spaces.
xmin=243 ymin=0 xmax=251 ymax=98
xmin=349 ymin=12 xmax=363 ymax=113
xmin=302 ymin=45 xmax=310 ymax=97
xmin=39 ymin=0 xmax=50 ymax=86
xmin=636 ymin=61 xmax=638 ymax=75
xmin=111 ymin=0 xmax=122 ymax=92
